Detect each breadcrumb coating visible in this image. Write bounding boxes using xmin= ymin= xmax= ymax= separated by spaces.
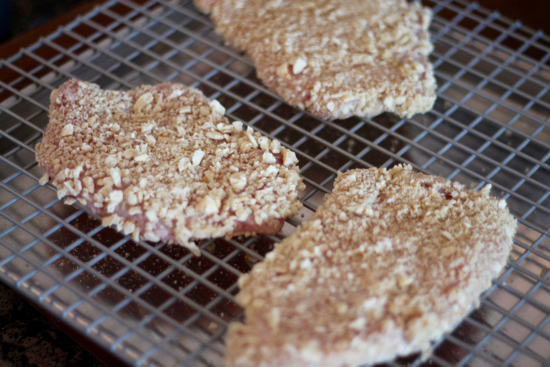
xmin=226 ymin=165 xmax=516 ymax=366
xmin=36 ymin=80 xmax=304 ymax=255
xmin=195 ymin=0 xmax=436 ymax=119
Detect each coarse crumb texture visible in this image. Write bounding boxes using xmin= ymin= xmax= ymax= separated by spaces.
xmin=36 ymin=80 xmax=304 ymax=255
xmin=226 ymin=165 xmax=517 ymax=367
xmin=195 ymin=0 xmax=436 ymax=119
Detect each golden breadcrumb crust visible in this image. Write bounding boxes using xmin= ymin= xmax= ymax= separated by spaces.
xmin=226 ymin=165 xmax=516 ymax=366
xmin=195 ymin=0 xmax=436 ymax=119
xmin=36 ymin=80 xmax=303 ymax=255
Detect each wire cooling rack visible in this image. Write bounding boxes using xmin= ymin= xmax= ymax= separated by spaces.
xmin=0 ymin=0 xmax=549 ymax=366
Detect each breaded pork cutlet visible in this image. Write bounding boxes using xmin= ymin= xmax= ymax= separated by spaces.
xmin=36 ymin=80 xmax=303 ymax=255
xmin=195 ymin=0 xmax=436 ymax=119
xmin=226 ymin=165 xmax=516 ymax=366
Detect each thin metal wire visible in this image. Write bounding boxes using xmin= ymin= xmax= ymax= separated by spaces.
xmin=98 ymin=5 xmax=550 ymax=199
xmin=1 ymin=0 xmax=550 ymax=366
xmin=430 ymin=14 xmax=550 ymax=102
xmin=443 ymin=0 xmax=550 ymax=57
xmin=0 ymin=138 xmax=239 ymax=320
xmin=0 ymin=163 xmax=231 ymax=364
xmin=14 ymin=35 xmax=335 ymax=201
xmin=0 ymin=179 xmax=225 ymax=356
xmin=92 ymin=0 xmax=550 ymax=222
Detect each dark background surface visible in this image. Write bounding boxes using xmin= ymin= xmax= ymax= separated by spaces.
xmin=0 ymin=0 xmax=548 ymax=366
xmin=476 ymin=0 xmax=550 ymax=34
xmin=0 ymin=282 xmax=105 ymax=367
xmin=0 ymin=0 xmax=91 ymax=44
xmin=1 ymin=0 xmax=550 ymax=46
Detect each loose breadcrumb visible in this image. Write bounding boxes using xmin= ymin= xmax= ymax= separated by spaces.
xmin=36 ymin=80 xmax=304 ymax=255
xmin=195 ymin=0 xmax=436 ymax=119
xmin=226 ymin=165 xmax=516 ymax=367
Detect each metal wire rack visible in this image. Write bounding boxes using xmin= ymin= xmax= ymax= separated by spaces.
xmin=0 ymin=0 xmax=549 ymax=366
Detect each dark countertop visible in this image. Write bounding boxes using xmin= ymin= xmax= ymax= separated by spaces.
xmin=0 ymin=0 xmax=548 ymax=366
xmin=476 ymin=0 xmax=550 ymax=34
xmin=0 ymin=282 xmax=105 ymax=367
xmin=0 ymin=0 xmax=93 ymax=44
